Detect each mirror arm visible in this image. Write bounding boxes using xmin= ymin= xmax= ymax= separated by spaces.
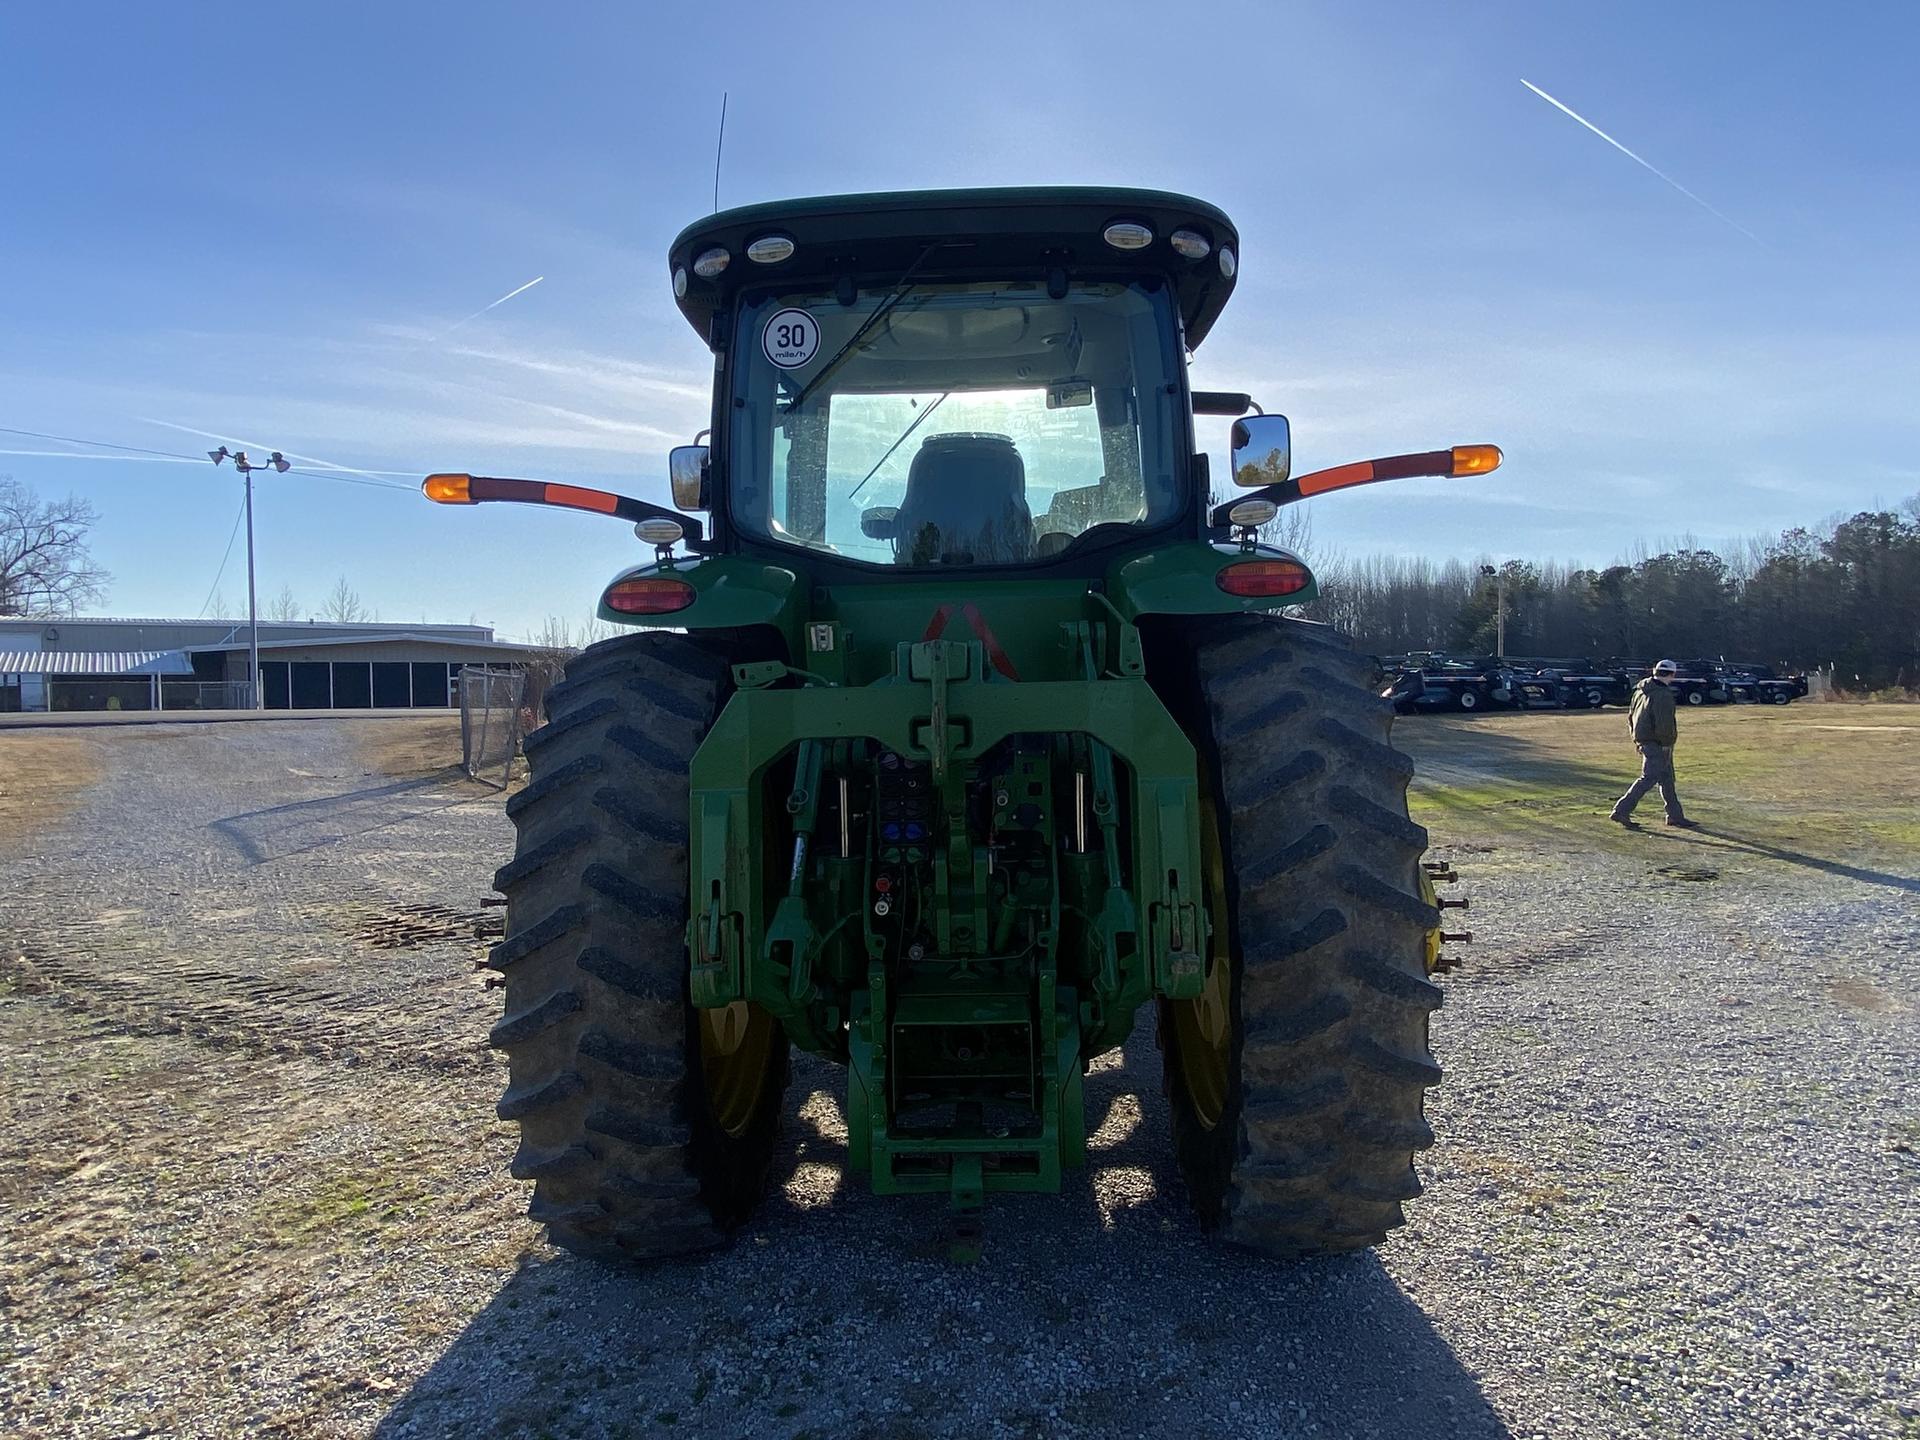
xmin=1192 ymin=390 xmax=1255 ymax=416
xmin=1210 ymin=449 xmax=1461 ymax=526
xmin=439 ymin=475 xmax=708 ymax=545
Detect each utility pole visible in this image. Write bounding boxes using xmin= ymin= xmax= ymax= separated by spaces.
xmin=208 ymin=446 xmax=289 ymax=708
xmin=1481 ymin=563 xmax=1508 ymax=659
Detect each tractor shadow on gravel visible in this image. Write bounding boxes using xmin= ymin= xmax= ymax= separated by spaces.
xmin=376 ymin=1042 xmax=1511 ymax=1440
xmin=209 ymin=770 xmax=485 ymax=865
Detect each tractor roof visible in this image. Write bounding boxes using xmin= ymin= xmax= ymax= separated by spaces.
xmin=668 ymin=186 xmax=1241 ymax=348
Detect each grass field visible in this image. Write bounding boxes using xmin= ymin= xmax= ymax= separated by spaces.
xmin=1399 ymin=702 xmax=1920 ymax=880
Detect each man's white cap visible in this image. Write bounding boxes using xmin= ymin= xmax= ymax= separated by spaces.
xmin=1653 ymin=659 xmax=1678 ymax=675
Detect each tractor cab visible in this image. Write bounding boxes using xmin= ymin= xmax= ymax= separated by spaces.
xmin=664 ymin=190 xmax=1233 ymax=575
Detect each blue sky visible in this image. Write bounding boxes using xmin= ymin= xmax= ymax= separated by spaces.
xmin=3 ymin=1 xmax=1916 ymax=637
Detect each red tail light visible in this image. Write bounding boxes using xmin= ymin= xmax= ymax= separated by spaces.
xmin=1217 ymin=560 xmax=1313 ymax=597
xmin=604 ymin=577 xmax=695 ymax=614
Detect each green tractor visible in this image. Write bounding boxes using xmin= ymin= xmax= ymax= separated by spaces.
xmin=426 ymin=187 xmax=1497 ymax=1260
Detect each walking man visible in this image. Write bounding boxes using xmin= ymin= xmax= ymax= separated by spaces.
xmin=1610 ymin=659 xmax=1699 ymax=829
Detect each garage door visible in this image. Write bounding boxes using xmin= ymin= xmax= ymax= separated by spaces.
xmin=290 ymin=662 xmax=330 ymax=709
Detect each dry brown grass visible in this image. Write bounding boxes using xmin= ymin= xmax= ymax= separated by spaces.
xmin=0 ymin=732 xmax=105 ymax=842
xmin=352 ymin=714 xmax=465 ymax=780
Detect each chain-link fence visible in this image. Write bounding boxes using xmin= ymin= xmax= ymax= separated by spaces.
xmin=458 ymin=666 xmax=527 ymax=788
xmin=159 ymin=680 xmax=255 ymax=711
xmin=47 ymin=678 xmax=159 ymax=712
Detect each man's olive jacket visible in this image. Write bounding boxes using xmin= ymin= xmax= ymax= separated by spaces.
xmin=1629 ymin=678 xmax=1679 ymax=746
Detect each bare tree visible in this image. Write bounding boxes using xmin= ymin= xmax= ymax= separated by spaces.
xmin=1 ymin=477 xmax=109 ymax=616
xmin=267 ymin=584 xmax=303 ymax=622
xmin=518 ymin=615 xmax=617 ymax=718
xmin=1257 ymin=501 xmax=1316 ymax=561
xmin=530 ymin=614 xmax=616 ymax=652
xmin=321 ymin=576 xmax=368 ymax=623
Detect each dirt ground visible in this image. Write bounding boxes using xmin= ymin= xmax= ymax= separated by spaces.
xmin=0 ymin=732 xmax=104 ymax=839
xmin=1 ymin=705 xmax=1915 ymax=1439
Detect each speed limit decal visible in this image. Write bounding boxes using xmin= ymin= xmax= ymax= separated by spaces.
xmin=762 ymin=308 xmax=821 ymax=369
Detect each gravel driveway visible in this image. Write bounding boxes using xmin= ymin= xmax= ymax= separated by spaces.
xmin=1 ymin=717 xmax=1916 ymax=1439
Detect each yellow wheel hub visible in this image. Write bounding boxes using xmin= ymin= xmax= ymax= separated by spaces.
xmin=698 ymin=1000 xmax=776 ymax=1138
xmin=1418 ymin=866 xmax=1442 ymax=973
xmin=1168 ymin=794 xmax=1234 ymax=1130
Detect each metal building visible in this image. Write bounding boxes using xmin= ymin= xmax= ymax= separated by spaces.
xmin=0 ymin=617 xmax=544 ymax=713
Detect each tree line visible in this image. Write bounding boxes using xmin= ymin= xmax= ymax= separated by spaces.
xmin=12 ymin=471 xmax=1920 ymax=689
xmin=1282 ymin=496 xmax=1920 ymax=689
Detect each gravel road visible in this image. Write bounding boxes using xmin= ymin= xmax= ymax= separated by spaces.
xmin=2 ymin=717 xmax=1916 ymax=1439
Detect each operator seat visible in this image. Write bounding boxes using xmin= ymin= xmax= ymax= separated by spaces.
xmin=894 ymin=432 xmax=1034 ymax=566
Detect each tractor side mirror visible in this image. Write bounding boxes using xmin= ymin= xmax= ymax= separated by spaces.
xmin=860 ymin=506 xmax=899 ymax=540
xmin=669 ymin=445 xmax=709 ymax=510
xmin=1230 ymin=414 xmax=1291 ymax=487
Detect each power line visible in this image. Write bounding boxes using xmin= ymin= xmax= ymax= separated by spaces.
xmin=1 ymin=422 xmax=419 ymax=493
xmin=197 ymin=492 xmax=249 ymax=618
xmin=0 ymin=425 xmax=202 ymax=463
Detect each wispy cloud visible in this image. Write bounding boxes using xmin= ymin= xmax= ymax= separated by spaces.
xmin=1520 ymin=78 xmax=1763 ymax=246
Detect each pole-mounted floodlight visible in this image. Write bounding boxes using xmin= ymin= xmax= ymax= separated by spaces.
xmin=204 ymin=438 xmax=293 ymax=709
xmin=1479 ymin=565 xmax=1507 ymax=657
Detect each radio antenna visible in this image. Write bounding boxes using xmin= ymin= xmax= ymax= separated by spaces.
xmin=711 ymin=92 xmax=728 ymax=213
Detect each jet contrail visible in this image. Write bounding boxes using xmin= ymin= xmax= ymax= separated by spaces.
xmin=437 ymin=275 xmax=545 ymax=339
xmin=1520 ymin=79 xmax=1762 ymax=245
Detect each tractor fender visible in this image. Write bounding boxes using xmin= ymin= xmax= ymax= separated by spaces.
xmin=1108 ymin=541 xmax=1319 ymax=620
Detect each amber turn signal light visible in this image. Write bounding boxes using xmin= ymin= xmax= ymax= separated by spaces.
xmin=1217 ymin=559 xmax=1313 ymax=598
xmin=422 ymin=473 xmax=473 ymax=503
xmin=603 ymin=577 xmax=695 ymax=615
xmin=1449 ymin=445 xmax=1503 ymax=476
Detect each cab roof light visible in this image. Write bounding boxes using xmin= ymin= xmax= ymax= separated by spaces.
xmin=604 ymin=576 xmax=695 ymax=615
xmin=746 ymin=234 xmax=795 ymax=263
xmin=1102 ymin=220 xmax=1154 ymax=250
xmin=1218 ymin=559 xmax=1314 ymax=598
xmin=692 ymin=247 xmax=731 ymax=278
xmin=1169 ymin=228 xmax=1211 ymax=260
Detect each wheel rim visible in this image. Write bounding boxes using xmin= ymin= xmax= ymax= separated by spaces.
xmin=699 ymin=1000 xmax=777 ymax=1138
xmin=1168 ymin=793 xmax=1234 ymax=1130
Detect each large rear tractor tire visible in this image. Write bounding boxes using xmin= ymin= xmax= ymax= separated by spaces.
xmin=487 ymin=632 xmax=789 ymax=1260
xmin=1150 ymin=616 xmax=1443 ymax=1258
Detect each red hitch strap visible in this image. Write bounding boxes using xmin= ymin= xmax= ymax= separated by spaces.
xmin=921 ymin=603 xmax=1022 ymax=681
